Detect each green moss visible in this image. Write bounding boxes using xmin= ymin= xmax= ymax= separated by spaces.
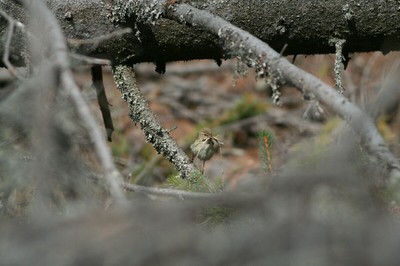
xmin=167 ymin=173 xmax=234 ymax=227
xmin=166 ymin=172 xmax=223 ymax=193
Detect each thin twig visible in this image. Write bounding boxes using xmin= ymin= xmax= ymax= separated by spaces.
xmin=0 ymin=9 xmax=22 ymax=79
xmin=69 ymin=53 xmax=111 ymax=66
xmin=123 ymin=182 xmax=216 ymax=200
xmin=0 ymin=8 xmax=37 ymax=77
xmin=3 ymin=20 xmax=17 ymax=76
xmin=0 ymin=8 xmax=38 ymax=42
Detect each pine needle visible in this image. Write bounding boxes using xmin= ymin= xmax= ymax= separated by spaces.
xmin=258 ymin=130 xmax=274 ymax=176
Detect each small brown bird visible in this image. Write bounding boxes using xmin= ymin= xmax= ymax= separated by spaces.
xmin=190 ymin=128 xmax=222 ymax=173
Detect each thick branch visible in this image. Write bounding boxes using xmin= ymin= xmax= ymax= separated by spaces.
xmin=2 ymin=0 xmax=400 ymax=65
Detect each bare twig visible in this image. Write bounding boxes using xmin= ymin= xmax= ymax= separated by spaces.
xmin=123 ymin=182 xmax=214 ymax=200
xmin=91 ymin=65 xmax=114 ymax=141
xmin=111 ymin=65 xmax=199 ymax=179
xmin=69 ymin=53 xmax=111 ymax=66
xmin=162 ymin=2 xmax=400 ymax=180
xmin=0 ymin=9 xmax=21 ymax=78
xmin=3 ymin=19 xmax=17 ymax=76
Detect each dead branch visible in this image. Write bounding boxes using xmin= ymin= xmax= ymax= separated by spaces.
xmin=162 ymin=2 xmax=400 ymax=181
xmin=69 ymin=53 xmax=111 ymax=66
xmin=0 ymin=9 xmax=22 ymax=78
xmin=3 ymin=0 xmax=400 ymax=66
xmin=123 ymin=182 xmax=215 ymax=199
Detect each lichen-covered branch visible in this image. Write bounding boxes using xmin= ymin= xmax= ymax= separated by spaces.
xmin=330 ymin=38 xmax=346 ymax=94
xmin=2 ymin=0 xmax=400 ymax=66
xmin=163 ymin=2 xmax=400 ymax=181
xmin=111 ymin=65 xmax=198 ymax=179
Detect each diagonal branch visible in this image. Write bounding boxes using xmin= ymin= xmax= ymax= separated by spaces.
xmin=161 ymin=2 xmax=400 ymax=181
xmin=111 ymin=65 xmax=199 ymax=179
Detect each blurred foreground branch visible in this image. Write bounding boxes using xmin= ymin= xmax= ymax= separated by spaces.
xmin=1 ymin=165 xmax=400 ymax=265
xmin=17 ymin=0 xmax=126 ymax=203
xmin=123 ymin=183 xmax=214 ymax=200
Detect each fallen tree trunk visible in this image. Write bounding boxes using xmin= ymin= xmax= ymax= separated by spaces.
xmin=1 ymin=0 xmax=400 ymax=66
